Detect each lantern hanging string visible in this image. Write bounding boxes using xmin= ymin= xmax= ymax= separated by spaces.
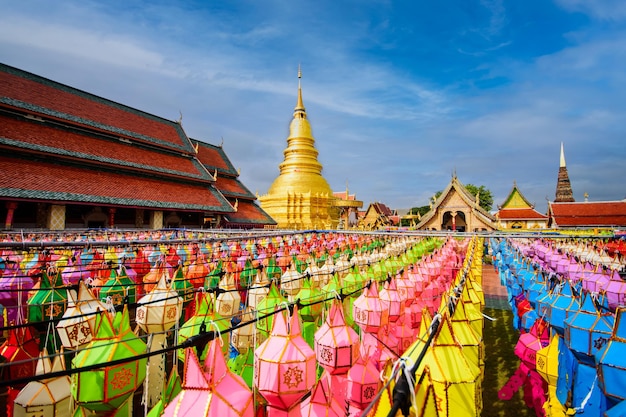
xmin=0 ymin=269 xmax=371 ymax=388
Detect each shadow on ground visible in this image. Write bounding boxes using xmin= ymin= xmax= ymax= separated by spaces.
xmin=482 ymin=307 xmax=536 ymax=417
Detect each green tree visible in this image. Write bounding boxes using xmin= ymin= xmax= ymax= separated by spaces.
xmin=465 ymin=184 xmax=493 ymax=212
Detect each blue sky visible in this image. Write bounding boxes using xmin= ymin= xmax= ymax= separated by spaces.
xmin=1 ymin=0 xmax=625 ymax=213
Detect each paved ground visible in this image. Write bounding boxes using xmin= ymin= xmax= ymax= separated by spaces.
xmin=482 ymin=264 xmax=511 ymax=310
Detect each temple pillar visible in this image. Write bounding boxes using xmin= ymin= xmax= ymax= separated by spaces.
xmin=4 ymin=201 xmax=18 ymax=229
xmin=149 ymin=210 xmax=163 ymax=230
xmin=135 ymin=209 xmax=144 ymax=228
xmin=107 ymin=207 xmax=116 ymax=228
xmin=451 ymin=211 xmax=457 ymax=231
xmin=47 ymin=204 xmax=66 ymax=230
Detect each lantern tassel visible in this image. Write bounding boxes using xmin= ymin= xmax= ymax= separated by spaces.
xmin=143 ymin=333 xmax=167 ymax=410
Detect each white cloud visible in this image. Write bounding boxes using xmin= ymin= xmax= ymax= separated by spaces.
xmin=555 ymin=0 xmax=626 ymax=21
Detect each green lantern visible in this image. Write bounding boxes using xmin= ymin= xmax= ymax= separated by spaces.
xmin=177 ymin=291 xmax=229 ymax=360
xmin=297 ymin=279 xmax=324 ymax=322
xmin=255 ymin=281 xmax=286 ymax=337
xmin=265 ymin=257 xmax=283 ymax=282
xmin=172 ymin=265 xmax=194 ymax=307
xmin=205 ymin=259 xmax=222 ymax=289
xmin=239 ymin=258 xmax=256 ymax=289
xmin=71 ymin=307 xmax=147 ymax=413
xmin=28 ymin=269 xmax=67 ymax=326
xmin=100 ymin=266 xmax=136 ymax=307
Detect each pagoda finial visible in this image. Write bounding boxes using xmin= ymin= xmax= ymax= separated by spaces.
xmin=560 ymin=142 xmax=566 ymax=168
xmin=295 ymin=64 xmax=305 ymax=113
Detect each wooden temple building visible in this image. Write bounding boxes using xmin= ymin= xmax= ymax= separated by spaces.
xmin=415 ymin=174 xmax=497 ymax=232
xmin=494 ymin=182 xmax=548 ymax=229
xmin=259 ymin=69 xmax=362 ymax=229
xmin=0 ymin=63 xmax=275 ymax=230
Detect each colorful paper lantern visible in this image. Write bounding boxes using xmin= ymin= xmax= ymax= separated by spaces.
xmin=13 ymin=350 xmax=71 ymax=417
xmin=314 ymin=300 xmax=359 ymax=375
xmin=177 ymin=292 xmax=229 ymax=360
xmin=100 ymin=266 xmax=136 ymax=307
xmin=353 ymin=281 xmax=386 ymax=334
xmin=231 ymin=308 xmax=264 ymax=354
xmin=254 ymin=305 xmax=317 ymax=415
xmin=56 ymin=281 xmax=106 ymax=350
xmin=163 ymin=345 xmax=254 ymax=417
xmin=27 ymin=268 xmax=68 ymax=331
xmin=300 ymin=371 xmax=345 ymax=417
xmin=295 ymin=278 xmax=324 ymax=323
xmin=255 ymin=281 xmax=287 ymax=337
xmin=564 ymin=292 xmax=614 ymax=363
xmin=596 ymin=307 xmax=626 ymax=401
xmin=378 ymin=278 xmax=404 ymax=323
xmin=535 ymin=334 xmax=560 ymax=387
xmin=71 ymin=307 xmax=147 ymax=413
xmin=215 ymin=272 xmax=241 ymax=319
xmin=345 ymin=349 xmax=382 ymax=409
xmin=0 ymin=325 xmax=40 ymax=384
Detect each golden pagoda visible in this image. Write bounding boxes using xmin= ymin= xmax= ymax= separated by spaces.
xmin=259 ymin=68 xmax=339 ymax=229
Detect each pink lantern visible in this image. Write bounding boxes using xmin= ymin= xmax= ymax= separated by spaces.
xmin=254 ymin=305 xmax=316 ymax=416
xmin=300 ymin=371 xmax=345 ymax=417
xmin=163 ymin=344 xmax=254 ymax=417
xmin=314 ymin=300 xmax=360 ymax=375
xmin=605 ymin=269 xmax=626 ymax=310
xmin=514 ymin=318 xmax=549 ymax=369
xmin=378 ymin=278 xmax=404 ymax=323
xmin=353 ymin=282 xmax=386 ymax=334
xmin=346 ymin=349 xmax=382 ymax=410
xmin=394 ymin=314 xmax=415 ymax=355
xmin=395 ymin=270 xmax=416 ymax=307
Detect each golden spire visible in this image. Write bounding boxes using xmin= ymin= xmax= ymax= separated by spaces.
xmin=295 ymin=63 xmax=305 ymax=114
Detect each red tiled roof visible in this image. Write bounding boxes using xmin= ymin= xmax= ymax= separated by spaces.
xmin=333 ymin=191 xmax=357 ymax=200
xmin=215 ymin=176 xmax=255 ymax=199
xmin=0 ymin=64 xmax=193 ymax=153
xmin=0 ymin=156 xmax=233 ymax=212
xmin=497 ymin=208 xmax=548 ymax=220
xmin=193 ymin=140 xmax=236 ymax=174
xmin=0 ymin=115 xmax=209 ymax=180
xmin=550 ymin=201 xmax=626 ymax=227
xmin=373 ymin=202 xmax=394 ymax=216
xmin=226 ymin=200 xmax=276 ymax=225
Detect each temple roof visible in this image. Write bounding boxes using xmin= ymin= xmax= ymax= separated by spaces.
xmin=192 ymin=140 xmax=239 ymax=176
xmin=191 ymin=139 xmax=275 ymax=225
xmin=0 ymin=63 xmax=279 ymax=225
xmin=0 ymin=63 xmax=195 ymax=154
xmin=495 ymin=182 xmax=548 ymax=221
xmin=548 ymin=201 xmax=626 ymax=227
xmin=223 ymin=200 xmax=277 ymax=226
xmin=0 ymin=155 xmax=231 ymax=211
xmin=497 ymin=208 xmax=548 ymax=220
xmin=498 ymin=182 xmax=534 ymax=209
xmin=416 ymin=175 xmax=496 ymax=229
